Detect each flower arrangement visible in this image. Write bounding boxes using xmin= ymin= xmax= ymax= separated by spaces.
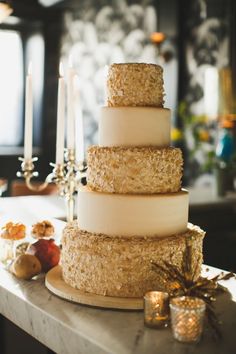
xmin=1 ymin=222 xmax=26 ymax=240
xmin=172 ymin=102 xmax=236 ymax=186
xmin=171 ymin=102 xmax=217 ymax=181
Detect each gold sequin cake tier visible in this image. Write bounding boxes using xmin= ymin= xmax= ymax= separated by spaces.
xmin=87 ymin=146 xmax=183 ymax=194
xmin=107 ymin=63 xmax=164 ymax=107
xmin=61 ymin=222 xmax=205 ymax=298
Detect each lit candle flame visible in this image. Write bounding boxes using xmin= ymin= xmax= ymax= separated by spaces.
xmin=28 ymin=62 xmax=32 ymax=76
xmin=59 ymin=62 xmax=64 ymax=77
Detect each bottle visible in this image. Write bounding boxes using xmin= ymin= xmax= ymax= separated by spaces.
xmin=215 ymin=120 xmax=234 ymax=196
xmin=216 ymin=120 xmax=234 ymax=162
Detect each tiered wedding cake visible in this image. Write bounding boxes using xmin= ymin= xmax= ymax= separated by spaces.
xmin=61 ymin=63 xmax=205 ymax=298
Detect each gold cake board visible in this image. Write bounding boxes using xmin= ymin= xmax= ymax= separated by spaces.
xmin=45 ymin=265 xmax=143 ymax=310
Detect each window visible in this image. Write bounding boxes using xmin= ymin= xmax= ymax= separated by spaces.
xmin=0 ymin=30 xmax=23 ymax=146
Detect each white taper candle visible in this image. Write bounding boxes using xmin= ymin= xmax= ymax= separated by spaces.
xmin=56 ymin=62 xmax=65 ymax=164
xmin=74 ymin=75 xmax=84 ymax=162
xmin=104 ymin=65 xmax=108 ymax=105
xmin=67 ymin=58 xmax=75 ymax=149
xmin=24 ymin=62 xmax=33 ymax=160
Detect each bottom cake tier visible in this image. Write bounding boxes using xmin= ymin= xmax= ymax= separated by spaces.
xmin=61 ymin=222 xmax=205 ymax=298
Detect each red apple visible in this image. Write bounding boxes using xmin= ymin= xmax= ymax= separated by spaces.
xmin=27 ymin=239 xmax=60 ymax=272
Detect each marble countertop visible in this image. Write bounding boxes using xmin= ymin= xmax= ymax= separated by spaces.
xmin=0 ymin=264 xmax=236 ymax=354
xmin=0 ymin=195 xmax=66 ymax=221
xmin=189 ymin=187 xmax=236 ymax=209
xmin=0 ymin=186 xmax=235 ymax=221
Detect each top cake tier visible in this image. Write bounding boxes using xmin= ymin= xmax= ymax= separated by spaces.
xmin=107 ymin=63 xmax=164 ymax=107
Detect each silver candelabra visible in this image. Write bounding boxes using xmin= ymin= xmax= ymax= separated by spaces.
xmin=17 ymin=149 xmax=86 ymax=222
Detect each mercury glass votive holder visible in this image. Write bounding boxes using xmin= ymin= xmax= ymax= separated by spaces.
xmin=170 ymin=296 xmax=206 ymax=343
xmin=144 ymin=291 xmax=169 ymax=328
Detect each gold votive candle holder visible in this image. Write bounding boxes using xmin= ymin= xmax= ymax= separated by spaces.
xmin=170 ymin=296 xmax=206 ymax=343
xmin=144 ymin=291 xmax=169 ymax=328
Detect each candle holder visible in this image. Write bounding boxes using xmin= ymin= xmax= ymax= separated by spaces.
xmin=170 ymin=296 xmax=206 ymax=343
xmin=62 ymin=148 xmax=86 ymax=222
xmin=17 ymin=150 xmax=86 ymax=222
xmin=0 ymin=239 xmax=17 ymax=263
xmin=17 ymin=157 xmax=65 ymax=192
xmin=144 ymin=291 xmax=169 ymax=328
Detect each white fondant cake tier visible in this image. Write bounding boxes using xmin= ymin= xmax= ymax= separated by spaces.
xmin=99 ymin=107 xmax=170 ymax=147
xmin=77 ymin=186 xmax=189 ymax=237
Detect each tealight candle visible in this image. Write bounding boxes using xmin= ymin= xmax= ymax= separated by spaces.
xmin=144 ymin=291 xmax=169 ymax=328
xmin=170 ymin=296 xmax=206 ymax=343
